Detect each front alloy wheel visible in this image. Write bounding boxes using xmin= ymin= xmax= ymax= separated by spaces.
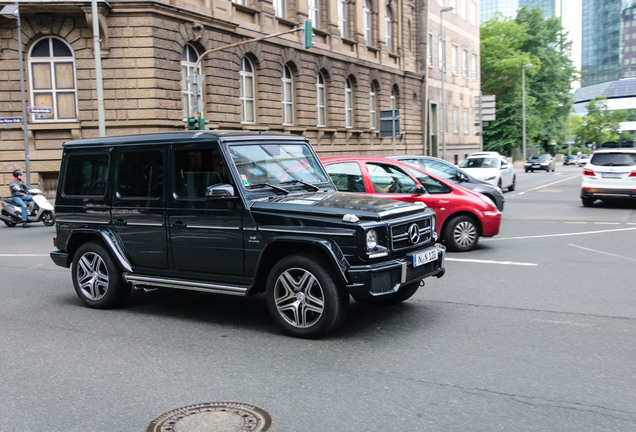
xmin=266 ymin=254 xmax=349 ymax=338
xmin=444 ymin=215 xmax=479 ymax=252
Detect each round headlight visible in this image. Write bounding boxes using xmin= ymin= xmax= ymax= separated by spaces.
xmin=366 ymin=229 xmax=378 ymax=250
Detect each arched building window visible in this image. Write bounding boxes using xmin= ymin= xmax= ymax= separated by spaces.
xmin=345 ymin=78 xmax=354 ymax=128
xmin=181 ymin=44 xmax=201 ymax=118
xmin=369 ymin=83 xmax=377 ymax=129
xmin=316 ymin=72 xmax=326 ymax=126
xmin=28 ymin=37 xmax=77 ymax=121
xmin=282 ymin=65 xmax=294 ymax=125
xmin=240 ymin=57 xmax=256 ymax=123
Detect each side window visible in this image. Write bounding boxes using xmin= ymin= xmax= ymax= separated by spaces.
xmin=366 ymin=163 xmax=417 ymax=194
xmin=405 ymin=167 xmax=452 ymax=194
xmin=117 ymin=149 xmax=163 ymax=198
xmin=63 ymin=154 xmax=109 ymax=196
xmin=324 ymin=162 xmax=365 ymax=192
xmin=173 ymin=147 xmax=225 ymax=199
xmin=427 ymin=160 xmax=458 ymax=180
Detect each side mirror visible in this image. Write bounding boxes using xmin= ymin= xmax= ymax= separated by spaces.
xmin=206 ymin=184 xmax=236 ymax=199
xmin=412 ymin=186 xmax=426 ymax=194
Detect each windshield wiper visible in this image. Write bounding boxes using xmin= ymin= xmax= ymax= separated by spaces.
xmin=249 ymin=183 xmax=289 ymax=194
xmin=280 ymin=179 xmax=320 ymax=191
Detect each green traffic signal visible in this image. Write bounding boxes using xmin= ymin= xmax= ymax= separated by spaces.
xmin=198 ymin=117 xmax=210 ymax=130
xmin=186 ymin=117 xmax=198 ymax=130
xmin=303 ymin=19 xmax=313 ymax=49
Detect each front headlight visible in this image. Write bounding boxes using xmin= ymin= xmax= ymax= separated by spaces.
xmin=366 ymin=229 xmax=378 ymax=250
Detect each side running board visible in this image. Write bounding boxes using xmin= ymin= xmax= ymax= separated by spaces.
xmin=123 ymin=273 xmax=250 ymax=296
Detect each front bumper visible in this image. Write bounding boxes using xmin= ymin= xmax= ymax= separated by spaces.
xmin=345 ymin=244 xmax=445 ymax=302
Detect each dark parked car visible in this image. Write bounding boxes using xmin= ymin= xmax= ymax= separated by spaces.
xmin=524 ymin=153 xmax=555 ymax=172
xmin=49 ymin=131 xmax=445 ymax=338
xmin=388 ymin=155 xmax=505 ymax=210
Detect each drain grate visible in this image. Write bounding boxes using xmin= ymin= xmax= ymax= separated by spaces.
xmin=147 ymin=402 xmax=272 ymax=432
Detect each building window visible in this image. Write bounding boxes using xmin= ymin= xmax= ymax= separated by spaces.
xmin=385 ymin=7 xmax=393 ymax=53
xmin=463 ymin=109 xmax=469 ymax=134
xmin=439 ymin=38 xmax=446 ymax=71
xmin=453 ymin=107 xmax=459 ymax=133
xmin=232 ymin=0 xmax=246 ymax=5
xmin=472 ymin=53 xmax=478 ymax=80
xmin=462 ymin=48 xmax=468 ymax=76
xmin=308 ymin=0 xmax=319 ymax=28
xmin=470 ymin=2 xmax=476 ymax=25
xmin=282 ymin=65 xmax=294 ymax=125
xmin=316 ymin=72 xmax=326 ymax=126
xmin=274 ymin=0 xmax=286 ymax=18
xmin=370 ymin=83 xmax=377 ymax=129
xmin=181 ymin=44 xmax=201 ymax=118
xmin=363 ymin=0 xmax=372 ymax=45
xmin=28 ymin=37 xmax=77 ymax=121
xmin=427 ymin=33 xmax=433 ymax=67
xmin=240 ymin=57 xmax=255 ymax=123
xmin=391 ymin=85 xmax=399 ymax=111
xmin=338 ymin=0 xmax=347 ymax=38
xmin=452 ymin=44 xmax=458 ymax=74
xmin=345 ymin=78 xmax=354 ymax=128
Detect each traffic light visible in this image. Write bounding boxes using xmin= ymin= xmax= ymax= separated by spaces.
xmin=186 ymin=117 xmax=198 ymax=130
xmin=198 ymin=117 xmax=210 ymax=130
xmin=303 ymin=19 xmax=313 ymax=49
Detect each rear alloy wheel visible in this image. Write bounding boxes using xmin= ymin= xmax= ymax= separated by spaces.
xmin=444 ymin=215 xmax=479 ymax=252
xmin=72 ymin=242 xmax=130 ymax=308
xmin=266 ymin=254 xmax=349 ymax=338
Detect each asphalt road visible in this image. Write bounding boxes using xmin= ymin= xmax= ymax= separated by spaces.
xmin=1 ymin=164 xmax=635 ymax=431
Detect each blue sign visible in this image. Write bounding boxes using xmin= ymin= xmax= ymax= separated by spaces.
xmin=28 ymin=107 xmax=52 ymax=114
xmin=0 ymin=118 xmax=22 ymax=124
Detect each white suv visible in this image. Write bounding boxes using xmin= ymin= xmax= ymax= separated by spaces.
xmin=580 ymin=148 xmax=636 ymax=207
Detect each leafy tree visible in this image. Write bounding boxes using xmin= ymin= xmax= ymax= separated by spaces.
xmin=480 ymin=8 xmax=578 ymax=158
xmin=576 ymin=97 xmax=627 ymax=146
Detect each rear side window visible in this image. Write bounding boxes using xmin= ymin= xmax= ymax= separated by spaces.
xmin=325 ymin=162 xmax=365 ymax=192
xmin=118 ymin=149 xmax=163 ymax=198
xmin=590 ymin=152 xmax=636 ymax=167
xmin=63 ymin=153 xmax=109 ymax=196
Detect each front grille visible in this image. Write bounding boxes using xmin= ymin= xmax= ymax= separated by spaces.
xmin=390 ymin=216 xmax=432 ymax=251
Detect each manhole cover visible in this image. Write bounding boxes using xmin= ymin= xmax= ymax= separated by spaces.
xmin=147 ymin=402 xmax=272 ymax=432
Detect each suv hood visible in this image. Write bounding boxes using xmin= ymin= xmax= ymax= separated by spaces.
xmin=250 ymin=191 xmax=427 ymax=221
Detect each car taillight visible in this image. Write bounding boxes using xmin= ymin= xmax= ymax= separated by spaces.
xmin=53 ymin=237 xmax=56 ymax=247
xmin=583 ymin=168 xmax=595 ymax=176
xmin=630 ymin=171 xmax=636 ymax=177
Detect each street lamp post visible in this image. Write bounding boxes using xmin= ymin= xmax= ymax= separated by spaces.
xmin=440 ymin=6 xmax=453 ymax=160
xmin=522 ymin=63 xmax=532 ymax=161
xmin=1 ymin=3 xmax=31 ymax=186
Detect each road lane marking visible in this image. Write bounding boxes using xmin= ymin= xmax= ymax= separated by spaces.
xmin=0 ymin=254 xmax=50 ymax=257
xmin=568 ymin=244 xmax=636 ymax=262
xmin=446 ymin=257 xmax=537 ymax=266
xmin=484 ymin=226 xmax=636 ymax=241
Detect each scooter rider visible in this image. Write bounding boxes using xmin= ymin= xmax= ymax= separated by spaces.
xmin=9 ymin=170 xmax=32 ymax=228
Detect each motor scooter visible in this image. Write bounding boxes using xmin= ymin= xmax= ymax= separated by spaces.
xmin=0 ymin=188 xmax=56 ymax=227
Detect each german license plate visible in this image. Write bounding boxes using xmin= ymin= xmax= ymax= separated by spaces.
xmin=412 ymin=248 xmax=438 ymax=267
xmin=602 ymin=173 xmax=622 ymax=179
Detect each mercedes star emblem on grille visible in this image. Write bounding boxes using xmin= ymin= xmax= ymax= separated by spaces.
xmin=408 ymin=223 xmax=421 ymax=244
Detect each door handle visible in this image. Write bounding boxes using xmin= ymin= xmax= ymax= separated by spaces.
xmin=114 ymin=218 xmax=127 ymax=226
xmin=172 ymin=221 xmax=186 ymax=229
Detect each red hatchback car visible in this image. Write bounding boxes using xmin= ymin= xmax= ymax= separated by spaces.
xmin=322 ymin=156 xmax=501 ymax=252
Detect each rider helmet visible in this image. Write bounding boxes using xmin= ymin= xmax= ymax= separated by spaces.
xmin=13 ymin=169 xmax=23 ymax=177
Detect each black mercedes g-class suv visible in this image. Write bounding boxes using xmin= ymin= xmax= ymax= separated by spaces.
xmin=50 ymin=131 xmax=445 ymax=338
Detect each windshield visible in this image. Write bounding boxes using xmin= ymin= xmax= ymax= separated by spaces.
xmin=229 ymin=142 xmax=329 ymax=190
xmin=529 ymin=154 xmax=550 ymax=161
xmin=459 ymin=157 xmax=499 ymax=169
xmin=590 ymin=152 xmax=636 ymax=167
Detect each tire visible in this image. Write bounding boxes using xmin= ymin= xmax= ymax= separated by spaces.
xmin=266 ymin=253 xmax=349 ymax=338
xmin=508 ymin=176 xmax=516 ymax=192
xmin=376 ymin=281 xmax=421 ymax=305
xmin=582 ymin=197 xmax=594 ymax=207
xmin=42 ymin=211 xmax=55 ymax=226
xmin=3 ymin=220 xmax=17 ymax=227
xmin=71 ymin=242 xmax=130 ymax=309
xmin=443 ymin=215 xmax=479 ymax=252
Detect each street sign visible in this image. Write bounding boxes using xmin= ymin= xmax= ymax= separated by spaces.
xmin=28 ymin=107 xmax=51 ymax=114
xmin=475 ymin=94 xmax=496 ymax=121
xmin=0 ymin=117 xmax=22 ymax=124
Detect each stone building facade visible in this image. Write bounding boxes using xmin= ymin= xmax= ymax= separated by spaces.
xmin=0 ymin=0 xmax=481 ymax=196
